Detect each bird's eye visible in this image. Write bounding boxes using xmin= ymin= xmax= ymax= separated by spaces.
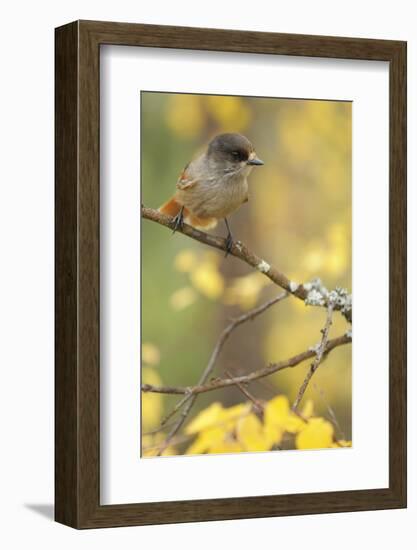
xmin=232 ymin=151 xmax=241 ymax=159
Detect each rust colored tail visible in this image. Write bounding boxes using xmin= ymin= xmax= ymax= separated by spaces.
xmin=158 ymin=197 xmax=217 ymax=230
xmin=159 ymin=196 xmax=183 ymax=218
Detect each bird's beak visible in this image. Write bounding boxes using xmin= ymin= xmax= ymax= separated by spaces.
xmin=247 ymin=153 xmax=264 ymax=166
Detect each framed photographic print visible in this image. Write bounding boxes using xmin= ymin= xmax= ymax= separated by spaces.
xmin=55 ymin=20 xmax=406 ymax=528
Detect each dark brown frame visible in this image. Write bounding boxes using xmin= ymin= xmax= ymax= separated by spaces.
xmin=55 ymin=20 xmax=407 ymax=529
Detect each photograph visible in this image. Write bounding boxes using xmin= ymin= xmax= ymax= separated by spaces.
xmin=140 ymin=91 xmax=352 ymax=457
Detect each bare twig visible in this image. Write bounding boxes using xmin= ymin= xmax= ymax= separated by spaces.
xmin=225 ymin=369 xmax=264 ymax=414
xmin=142 ymin=418 xmax=179 ymax=437
xmin=292 ymin=303 xmax=334 ymax=411
xmin=142 ymin=206 xmax=352 ymax=322
xmin=142 ymin=331 xmax=351 ymax=397
xmin=154 ymin=292 xmax=288 ymax=455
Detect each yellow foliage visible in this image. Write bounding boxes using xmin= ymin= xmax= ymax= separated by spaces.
xmin=223 ymin=272 xmax=271 ymax=310
xmin=236 ymin=413 xmax=269 ymax=451
xmin=174 ymin=249 xmax=197 ymax=272
xmin=141 ymin=342 xmax=160 ymax=366
xmin=208 ymin=439 xmax=243 ymax=454
xmin=303 ymin=245 xmax=326 ymax=273
xmin=185 ymin=402 xmax=225 ymax=435
xmin=301 ymin=399 xmax=314 ymax=419
xmin=170 ymin=286 xmax=197 ymax=310
xmin=186 ymin=427 xmax=226 ymax=454
xmin=141 ymin=367 xmax=163 ymax=431
xmin=166 ymin=95 xmax=204 ymax=138
xmin=296 ymin=417 xmax=334 ymax=450
xmin=206 ymin=96 xmax=251 ymax=133
xmin=189 ymin=261 xmax=224 ymax=299
xmin=264 ymin=395 xmax=290 ymax=427
xmin=263 ymin=395 xmax=312 ymax=436
xmin=220 ymin=402 xmax=252 ymax=426
xmin=186 ymin=402 xmax=250 ymax=435
xmin=332 ymin=439 xmax=352 ymax=448
xmin=185 ymin=402 xmax=253 ymax=455
xmin=183 ymin=395 xmax=337 ymax=456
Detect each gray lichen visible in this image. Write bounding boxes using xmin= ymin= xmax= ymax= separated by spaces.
xmin=305 ymin=289 xmax=326 ymax=306
xmin=308 ymin=342 xmax=321 ymax=355
xmin=289 ymin=281 xmax=299 ymax=293
xmin=329 ymin=287 xmax=352 ymax=319
xmin=303 ymin=279 xmax=352 ymax=322
xmin=235 ymin=241 xmax=243 ymax=252
xmin=257 ymin=260 xmax=270 ymax=274
xmin=304 ymin=278 xmax=328 ymax=307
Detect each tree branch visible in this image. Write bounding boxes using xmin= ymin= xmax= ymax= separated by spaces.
xmin=142 ymin=331 xmax=351 ymax=397
xmin=141 ymin=205 xmax=353 ymax=454
xmin=292 ymin=303 xmax=334 ymax=411
xmin=153 ymin=291 xmax=288 ymax=455
xmin=225 ymin=369 xmax=264 ymax=415
xmin=141 ymin=206 xmax=352 ymax=322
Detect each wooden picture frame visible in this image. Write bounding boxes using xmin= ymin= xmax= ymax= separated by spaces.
xmin=55 ymin=20 xmax=407 ymax=528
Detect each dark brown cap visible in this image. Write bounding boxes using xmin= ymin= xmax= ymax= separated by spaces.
xmin=207 ymin=133 xmax=263 ymax=165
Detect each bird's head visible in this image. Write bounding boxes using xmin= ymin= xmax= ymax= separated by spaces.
xmin=207 ymin=133 xmax=264 ymax=176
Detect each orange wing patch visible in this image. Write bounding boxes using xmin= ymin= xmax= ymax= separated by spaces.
xmin=176 ymin=177 xmax=196 ymax=191
xmin=176 ymin=166 xmax=197 ymax=191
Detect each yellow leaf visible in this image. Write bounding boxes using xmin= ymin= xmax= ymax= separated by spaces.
xmin=202 ymin=250 xmax=222 ymax=266
xmin=206 ymin=96 xmax=251 ymax=132
xmin=142 ymin=366 xmax=162 ymax=387
xmin=190 ymin=262 xmax=224 ymax=299
xmin=262 ymin=422 xmax=284 ymax=447
xmin=220 ymin=402 xmax=251 ymax=422
xmin=332 ymin=439 xmax=352 ymax=448
xmin=301 ymin=399 xmax=314 ymax=419
xmin=174 ymin=250 xmax=197 ymax=272
xmin=264 ymin=395 xmax=312 ymax=443
xmin=170 ymin=286 xmax=197 ymax=310
xmin=284 ymin=414 xmax=307 ymax=434
xmin=209 ymin=439 xmax=243 ymax=454
xmin=282 ymin=399 xmax=314 ymax=434
xmin=185 ymin=403 xmax=224 ymax=435
xmin=303 ymin=246 xmax=325 ymax=273
xmin=223 ymin=272 xmax=270 ymax=310
xmin=236 ymin=413 xmax=271 ymax=451
xmin=186 ymin=427 xmax=225 ymax=455
xmin=296 ymin=418 xmax=334 ymax=450
xmin=141 ymin=343 xmax=160 ymax=366
xmin=166 ymin=95 xmax=204 ymax=138
xmin=264 ymin=395 xmax=290 ymax=428
xmin=262 ymin=395 xmax=293 ymax=446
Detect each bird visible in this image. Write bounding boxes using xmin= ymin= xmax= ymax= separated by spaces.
xmin=158 ymin=133 xmax=264 ymax=255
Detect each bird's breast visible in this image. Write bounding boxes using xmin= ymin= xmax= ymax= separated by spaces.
xmin=178 ymin=175 xmax=248 ymax=219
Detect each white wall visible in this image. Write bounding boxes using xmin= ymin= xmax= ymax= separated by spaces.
xmin=0 ymin=1 xmax=415 ymax=548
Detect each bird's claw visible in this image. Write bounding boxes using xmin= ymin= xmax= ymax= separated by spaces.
xmin=171 ymin=208 xmax=184 ymax=234
xmin=225 ymin=234 xmax=234 ymax=257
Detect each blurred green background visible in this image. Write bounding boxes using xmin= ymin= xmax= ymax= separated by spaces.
xmin=141 ymin=92 xmax=352 ymax=454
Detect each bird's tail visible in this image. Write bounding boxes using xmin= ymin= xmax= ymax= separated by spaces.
xmin=158 ymin=197 xmax=218 ymax=230
xmin=158 ymin=196 xmax=183 ymax=218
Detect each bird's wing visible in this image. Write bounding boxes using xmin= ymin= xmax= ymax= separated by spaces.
xmin=176 ymin=162 xmax=198 ymax=191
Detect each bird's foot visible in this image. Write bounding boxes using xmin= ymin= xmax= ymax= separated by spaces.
xmin=171 ymin=207 xmax=184 ymax=234
xmin=225 ymin=233 xmax=234 ymax=257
